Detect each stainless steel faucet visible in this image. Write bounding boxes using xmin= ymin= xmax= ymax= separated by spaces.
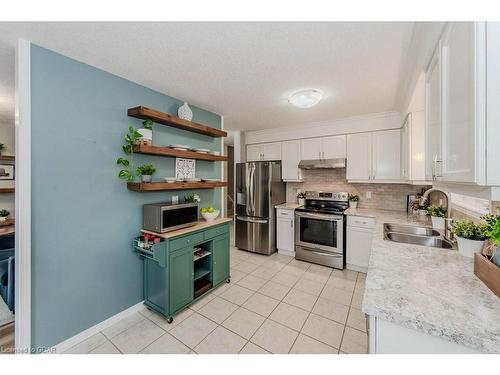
xmin=422 ymin=188 xmax=454 ymax=242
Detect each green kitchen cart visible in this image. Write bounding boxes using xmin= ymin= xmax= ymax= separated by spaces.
xmin=134 ymin=221 xmax=230 ymax=323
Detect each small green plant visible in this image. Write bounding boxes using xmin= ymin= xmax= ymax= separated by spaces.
xmin=486 ymin=220 xmax=500 ymax=247
xmin=0 ymin=209 xmax=9 ymax=217
xmin=427 ymin=205 xmax=447 ymax=218
xmin=451 ymin=221 xmax=489 ymax=241
xmin=185 ymin=193 xmax=196 ymax=203
xmin=136 ymin=164 xmax=156 ymax=176
xmin=142 ymin=119 xmax=153 ymax=130
xmin=116 ymin=126 xmax=144 ymax=181
xmin=297 ymin=192 xmax=306 ymax=199
xmin=348 ymin=194 xmax=359 ymax=202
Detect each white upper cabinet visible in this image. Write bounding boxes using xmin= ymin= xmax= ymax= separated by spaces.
xmin=322 ymin=135 xmax=347 ymax=159
xmin=300 ymin=138 xmax=322 ymax=160
xmin=425 ymin=45 xmax=443 ymax=181
xmin=441 ymin=22 xmax=475 ymax=182
xmin=300 ymin=135 xmax=346 ymax=160
xmin=246 ymin=142 xmax=282 ymax=161
xmin=246 ymin=144 xmax=262 ymax=161
xmin=372 ymin=129 xmax=401 ymax=180
xmin=281 ymin=140 xmax=303 ymax=181
xmin=346 ymin=133 xmax=372 ymax=180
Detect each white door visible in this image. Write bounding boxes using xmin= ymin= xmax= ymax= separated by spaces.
xmin=400 ymin=116 xmax=410 ymax=180
xmin=277 ymin=217 xmax=294 ymax=255
xmin=346 ymin=226 xmax=373 ymax=270
xmin=282 ymin=140 xmax=302 ymax=181
xmin=247 ymin=144 xmax=262 ymax=161
xmin=300 ymin=138 xmax=322 ymax=160
xmin=441 ymin=22 xmax=475 ymax=182
xmin=262 ymin=142 xmax=282 ymax=161
xmin=322 ymin=135 xmax=346 ymax=159
xmin=372 ymin=129 xmax=401 ymax=180
xmin=346 ymin=133 xmax=372 ymax=180
xmin=425 ymin=46 xmax=443 ymax=181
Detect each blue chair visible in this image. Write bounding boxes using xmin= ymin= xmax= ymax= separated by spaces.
xmin=0 ymin=252 xmax=14 ymax=312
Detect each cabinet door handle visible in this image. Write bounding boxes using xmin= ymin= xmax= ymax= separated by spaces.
xmin=290 ymin=220 xmax=293 ymax=228
xmin=319 ymin=151 xmax=322 ymax=160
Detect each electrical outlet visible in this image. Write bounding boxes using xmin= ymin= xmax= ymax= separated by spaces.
xmin=366 ymin=191 xmax=372 ymax=199
xmin=172 ymin=195 xmax=179 ymax=204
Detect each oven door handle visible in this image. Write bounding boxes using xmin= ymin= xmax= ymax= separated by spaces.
xmin=295 ymin=212 xmax=343 ymax=221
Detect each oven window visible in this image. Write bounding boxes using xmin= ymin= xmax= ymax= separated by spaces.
xmin=162 ymin=206 xmax=198 ymax=229
xmin=299 ymin=217 xmax=337 ymax=248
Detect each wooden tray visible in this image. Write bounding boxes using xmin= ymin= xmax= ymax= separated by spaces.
xmin=0 ymin=219 xmax=14 ymax=227
xmin=474 ymin=253 xmax=500 ymax=298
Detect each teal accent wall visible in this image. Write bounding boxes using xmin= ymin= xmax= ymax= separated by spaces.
xmin=30 ymin=45 xmax=222 ymax=348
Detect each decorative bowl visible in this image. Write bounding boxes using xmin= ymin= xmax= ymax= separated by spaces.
xmin=164 ymin=177 xmax=177 ymax=183
xmin=201 ymin=210 xmax=220 ymax=222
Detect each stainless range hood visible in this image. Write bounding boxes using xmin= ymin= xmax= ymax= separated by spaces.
xmin=298 ymin=158 xmax=346 ymax=169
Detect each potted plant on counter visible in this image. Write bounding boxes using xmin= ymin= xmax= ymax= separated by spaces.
xmin=483 ymin=209 xmax=500 ymax=267
xmin=136 ymin=164 xmax=157 ymax=183
xmin=297 ymin=192 xmax=306 ymax=206
xmin=348 ymin=194 xmax=359 ymax=209
xmin=427 ymin=205 xmax=447 ymax=229
xmin=0 ymin=209 xmax=9 ymax=222
xmin=451 ymin=220 xmax=489 ymax=258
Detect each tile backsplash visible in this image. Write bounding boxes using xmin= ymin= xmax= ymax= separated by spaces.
xmin=286 ymin=169 xmax=430 ymax=212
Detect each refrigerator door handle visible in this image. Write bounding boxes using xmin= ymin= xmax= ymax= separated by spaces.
xmin=236 ymin=216 xmax=268 ymax=224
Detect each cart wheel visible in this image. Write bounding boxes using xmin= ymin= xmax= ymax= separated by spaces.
xmin=167 ymin=317 xmax=173 ymax=324
xmin=226 ymin=278 xmax=231 ymax=284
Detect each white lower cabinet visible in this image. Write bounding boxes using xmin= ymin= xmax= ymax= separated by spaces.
xmin=346 ymin=216 xmax=375 ymax=273
xmin=276 ymin=209 xmax=295 ymax=256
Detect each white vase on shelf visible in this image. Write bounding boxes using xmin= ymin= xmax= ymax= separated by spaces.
xmin=178 ymin=102 xmax=193 ymax=121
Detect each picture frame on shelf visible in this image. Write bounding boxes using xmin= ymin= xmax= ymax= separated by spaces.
xmin=0 ymin=164 xmax=14 ymax=180
xmin=175 ymin=158 xmax=196 ymax=180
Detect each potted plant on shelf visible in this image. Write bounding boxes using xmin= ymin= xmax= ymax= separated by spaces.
xmin=451 ymin=220 xmax=489 ymax=258
xmin=136 ymin=164 xmax=157 ymax=183
xmin=117 ymin=126 xmax=144 ymax=181
xmin=348 ymin=194 xmax=359 ymax=209
xmin=0 ymin=209 xmax=9 ymax=222
xmin=297 ymin=192 xmax=306 ymax=206
xmin=483 ymin=209 xmax=500 ymax=267
xmin=137 ymin=119 xmax=153 ymax=146
xmin=427 ymin=205 xmax=447 ymax=229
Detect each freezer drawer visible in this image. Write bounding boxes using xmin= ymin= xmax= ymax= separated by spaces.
xmin=235 ymin=216 xmax=276 ymax=255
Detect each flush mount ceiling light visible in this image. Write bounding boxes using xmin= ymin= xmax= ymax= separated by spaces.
xmin=288 ymin=89 xmax=323 ymax=108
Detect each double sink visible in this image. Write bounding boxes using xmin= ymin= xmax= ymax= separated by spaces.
xmin=383 ymin=223 xmax=455 ymax=249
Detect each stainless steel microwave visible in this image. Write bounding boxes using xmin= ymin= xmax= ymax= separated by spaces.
xmin=143 ymin=202 xmax=198 ymax=233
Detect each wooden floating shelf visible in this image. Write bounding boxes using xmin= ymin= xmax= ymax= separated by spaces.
xmin=133 ymin=144 xmax=227 ymax=162
xmin=0 ymin=188 xmax=15 ymax=194
xmin=127 ymin=181 xmax=227 ymax=192
xmin=128 ymin=106 xmax=227 ymax=138
xmin=0 ymin=155 xmax=15 ymax=161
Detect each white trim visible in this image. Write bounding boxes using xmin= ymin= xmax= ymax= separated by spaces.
xmin=51 ymin=301 xmax=145 ymax=353
xmin=15 ymin=38 xmax=31 ymax=353
xmin=244 ymin=111 xmax=402 ymax=145
xmin=220 ymin=116 xmax=225 ymax=217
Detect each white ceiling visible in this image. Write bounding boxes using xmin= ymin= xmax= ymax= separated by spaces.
xmin=0 ymin=22 xmax=415 ymax=131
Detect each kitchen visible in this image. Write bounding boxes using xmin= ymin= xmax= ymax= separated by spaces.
xmin=0 ymin=18 xmax=499 ymax=360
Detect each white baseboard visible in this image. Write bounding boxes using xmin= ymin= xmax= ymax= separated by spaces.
xmin=52 ymin=301 xmax=145 ymax=353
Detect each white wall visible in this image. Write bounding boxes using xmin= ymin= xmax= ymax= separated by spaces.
xmin=244 ymin=111 xmax=402 ymax=145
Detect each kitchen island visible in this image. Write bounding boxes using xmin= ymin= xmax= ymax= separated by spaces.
xmin=137 ymin=218 xmax=232 ymax=323
xmin=345 ymin=208 xmax=500 ymax=354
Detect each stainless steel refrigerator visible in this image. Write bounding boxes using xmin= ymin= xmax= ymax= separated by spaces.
xmin=235 ymin=161 xmax=286 ymax=255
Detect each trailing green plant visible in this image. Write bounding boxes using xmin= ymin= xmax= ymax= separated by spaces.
xmin=486 ymin=220 xmax=500 ymax=247
xmin=142 ymin=119 xmax=153 ymax=130
xmin=116 ymin=126 xmax=144 ymax=181
xmin=348 ymin=194 xmax=359 ymax=202
xmin=297 ymin=192 xmax=306 ymax=199
xmin=0 ymin=209 xmax=9 ymax=217
xmin=427 ymin=205 xmax=447 ymax=218
xmin=136 ymin=164 xmax=157 ymax=176
xmin=451 ymin=220 xmax=489 ymax=241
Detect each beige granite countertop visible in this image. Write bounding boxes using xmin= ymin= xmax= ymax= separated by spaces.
xmin=275 ymin=202 xmax=303 ymax=210
xmin=360 ymin=209 xmax=500 ymax=353
xmin=142 ymin=217 xmax=233 ymax=239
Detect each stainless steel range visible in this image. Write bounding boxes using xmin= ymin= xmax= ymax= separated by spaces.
xmin=295 ymin=191 xmax=349 ymax=269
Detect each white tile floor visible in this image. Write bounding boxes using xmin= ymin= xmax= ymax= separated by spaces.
xmin=63 ymin=244 xmax=368 ymax=354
